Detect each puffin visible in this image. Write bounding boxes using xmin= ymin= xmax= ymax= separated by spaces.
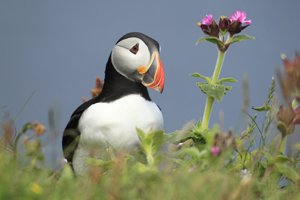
xmin=62 ymin=32 xmax=165 ymax=175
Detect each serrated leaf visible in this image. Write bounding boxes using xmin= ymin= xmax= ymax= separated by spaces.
xmin=217 ymin=77 xmax=238 ymax=84
xmin=192 ymin=73 xmax=212 ymax=83
xmin=226 ymin=34 xmax=255 ymax=45
xmin=197 ymin=82 xmax=227 ymax=101
xmin=196 ymin=36 xmax=223 ymax=46
xmin=136 ymin=128 xmax=147 ymax=143
xmin=136 ymin=129 xmax=165 ymax=166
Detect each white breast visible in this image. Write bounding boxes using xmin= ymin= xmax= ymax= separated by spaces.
xmin=73 ymin=94 xmax=164 ymax=174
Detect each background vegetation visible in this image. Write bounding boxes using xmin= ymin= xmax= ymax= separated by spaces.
xmin=1 ymin=71 xmax=300 ymax=199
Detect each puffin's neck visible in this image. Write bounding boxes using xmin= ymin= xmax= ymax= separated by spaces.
xmin=98 ymin=56 xmax=151 ymax=102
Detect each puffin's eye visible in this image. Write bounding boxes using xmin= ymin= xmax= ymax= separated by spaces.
xmin=129 ymin=43 xmax=139 ymax=55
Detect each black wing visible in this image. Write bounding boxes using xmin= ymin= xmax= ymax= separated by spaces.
xmin=62 ymin=97 xmax=98 ymax=164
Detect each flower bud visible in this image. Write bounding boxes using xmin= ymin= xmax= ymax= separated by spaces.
xmin=210 ymin=20 xmax=220 ymax=37
xmin=228 ymin=21 xmax=249 ymax=36
xmin=277 ymin=105 xmax=295 ymax=136
xmin=219 ymin=16 xmax=230 ymax=33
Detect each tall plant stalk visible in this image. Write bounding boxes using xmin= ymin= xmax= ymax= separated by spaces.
xmin=195 ymin=11 xmax=254 ymax=130
xmin=201 ymin=50 xmax=225 ymax=129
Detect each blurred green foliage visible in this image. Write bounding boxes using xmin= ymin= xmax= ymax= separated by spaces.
xmin=1 ymin=77 xmax=300 ymax=200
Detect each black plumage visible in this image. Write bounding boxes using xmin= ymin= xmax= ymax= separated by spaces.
xmin=62 ymin=32 xmax=159 ymax=166
xmin=63 ymin=56 xmax=151 ymax=164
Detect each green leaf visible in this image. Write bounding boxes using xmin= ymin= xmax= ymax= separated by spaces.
xmin=274 ymin=163 xmax=300 ymax=182
xmin=196 ymin=36 xmax=224 ymax=46
xmin=59 ymin=164 xmax=75 ymax=182
xmin=20 ymin=122 xmax=33 ymax=133
xmin=217 ymin=77 xmax=237 ymax=84
xmin=178 ymin=134 xmax=206 ymax=147
xmin=269 ymin=155 xmax=291 ymax=164
xmin=136 ymin=129 xmax=149 ymax=145
xmin=252 ymin=105 xmax=271 ymax=112
xmin=226 ymin=34 xmax=255 ymax=45
xmin=177 ymin=147 xmax=207 ymax=161
xmin=224 ymin=85 xmax=233 ymax=93
xmin=137 ymin=129 xmax=164 ymax=149
xmin=86 ymin=158 xmax=113 ymax=168
xmin=133 ymin=162 xmax=157 ymax=174
xmin=192 ymin=73 xmax=212 ymax=83
xmin=197 ymin=82 xmax=231 ymax=101
xmin=136 ymin=129 xmax=165 ymax=166
xmin=151 ymin=130 xmax=164 ymax=153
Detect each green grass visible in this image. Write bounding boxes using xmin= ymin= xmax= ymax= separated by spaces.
xmin=1 ymin=79 xmax=300 ymax=200
xmin=0 ymin=138 xmax=299 ymax=200
xmin=1 ymin=123 xmax=300 ymax=199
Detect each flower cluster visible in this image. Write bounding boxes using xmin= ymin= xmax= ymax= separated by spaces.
xmin=196 ymin=10 xmax=253 ymax=53
xmin=197 ymin=10 xmax=252 ymax=37
xmin=277 ymin=53 xmax=300 ymax=136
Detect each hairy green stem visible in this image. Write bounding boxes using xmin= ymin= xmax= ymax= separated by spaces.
xmin=279 ymin=135 xmax=287 ymax=154
xmin=212 ymin=50 xmax=226 ymax=83
xmin=201 ymin=50 xmax=226 ymax=130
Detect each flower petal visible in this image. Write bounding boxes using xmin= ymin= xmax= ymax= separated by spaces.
xmin=201 ymin=14 xmax=213 ymax=25
xmin=243 ymin=20 xmax=252 ymax=25
xmin=230 ymin=10 xmax=251 ymax=25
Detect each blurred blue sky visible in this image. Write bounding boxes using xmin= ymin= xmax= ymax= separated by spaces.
xmin=1 ymin=1 xmax=300 ymax=164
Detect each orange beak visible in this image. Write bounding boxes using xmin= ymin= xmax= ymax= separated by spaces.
xmin=139 ymin=51 xmax=165 ymax=93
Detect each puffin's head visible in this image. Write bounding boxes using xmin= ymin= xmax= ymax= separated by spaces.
xmin=111 ymin=32 xmax=165 ymax=93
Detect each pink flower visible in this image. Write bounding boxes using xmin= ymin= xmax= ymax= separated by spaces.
xmin=197 ymin=14 xmax=219 ymax=37
xmin=230 ymin=10 xmax=252 ymax=25
xmin=228 ymin=10 xmax=252 ymax=36
xmin=201 ymin=14 xmax=214 ymax=26
xmin=211 ymin=145 xmax=221 ymax=156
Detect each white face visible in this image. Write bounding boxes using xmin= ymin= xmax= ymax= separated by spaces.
xmin=111 ymin=37 xmax=151 ymax=81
